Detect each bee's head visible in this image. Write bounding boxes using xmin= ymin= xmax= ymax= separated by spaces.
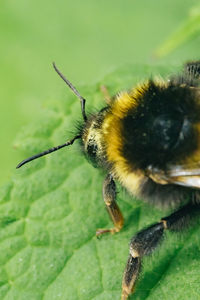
xmin=122 ymin=80 xmax=200 ymax=170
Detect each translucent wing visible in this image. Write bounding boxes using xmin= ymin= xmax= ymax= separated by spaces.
xmin=147 ymin=163 xmax=200 ymax=189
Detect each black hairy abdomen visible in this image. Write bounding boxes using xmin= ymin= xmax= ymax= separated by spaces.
xmin=139 ymin=177 xmax=193 ymax=208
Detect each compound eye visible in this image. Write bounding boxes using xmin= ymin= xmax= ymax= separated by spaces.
xmin=151 ymin=114 xmax=184 ymax=151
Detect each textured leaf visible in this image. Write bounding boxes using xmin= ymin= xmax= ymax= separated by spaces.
xmin=155 ymin=5 xmax=200 ymax=57
xmin=1 ymin=64 xmax=200 ymax=300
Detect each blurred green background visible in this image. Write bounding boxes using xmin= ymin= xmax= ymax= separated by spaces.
xmin=0 ymin=0 xmax=199 ymax=186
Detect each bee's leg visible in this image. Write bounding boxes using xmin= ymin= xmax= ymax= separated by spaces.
xmin=121 ymin=202 xmax=200 ymax=300
xmin=96 ymin=174 xmax=124 ymax=236
xmin=184 ymin=61 xmax=200 ymax=79
xmin=100 ymin=85 xmax=112 ymax=104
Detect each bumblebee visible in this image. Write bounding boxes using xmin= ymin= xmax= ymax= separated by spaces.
xmin=17 ymin=61 xmax=200 ymax=299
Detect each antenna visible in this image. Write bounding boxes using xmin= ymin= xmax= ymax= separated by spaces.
xmin=16 ymin=135 xmax=81 ymax=168
xmin=53 ymin=62 xmax=87 ymax=121
xmin=16 ymin=63 xmax=88 ymax=169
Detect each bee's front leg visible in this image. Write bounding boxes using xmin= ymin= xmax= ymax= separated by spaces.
xmin=96 ymin=174 xmax=124 ymax=236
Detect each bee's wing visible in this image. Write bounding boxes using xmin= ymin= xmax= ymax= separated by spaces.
xmin=148 ymin=163 xmax=200 ymax=189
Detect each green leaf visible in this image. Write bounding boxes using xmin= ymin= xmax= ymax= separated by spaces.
xmin=155 ymin=5 xmax=200 ymax=57
xmin=1 ymin=64 xmax=200 ymax=300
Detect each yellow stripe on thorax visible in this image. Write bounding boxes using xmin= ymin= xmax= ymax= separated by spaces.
xmin=102 ymin=86 xmax=148 ymax=195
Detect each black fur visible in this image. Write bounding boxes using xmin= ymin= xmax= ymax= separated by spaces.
xmin=184 ymin=61 xmax=200 ymax=80
xmin=139 ymin=177 xmax=192 ymax=208
xmin=122 ymin=80 xmax=200 ymax=170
